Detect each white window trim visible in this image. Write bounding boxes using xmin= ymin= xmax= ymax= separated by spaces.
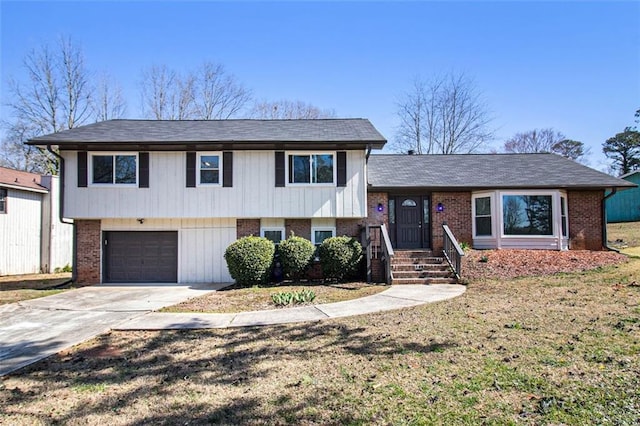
xmin=89 ymin=152 xmax=138 ymax=187
xmin=472 ymin=192 xmax=495 ymax=238
xmin=286 ymin=151 xmax=337 ymax=187
xmin=312 ymin=227 xmax=336 ymax=245
xmin=260 ymin=227 xmax=285 ymax=243
xmin=197 ymin=152 xmax=223 ymax=187
xmin=560 ymin=195 xmax=569 ymax=238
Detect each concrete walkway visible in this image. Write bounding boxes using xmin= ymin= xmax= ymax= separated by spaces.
xmin=115 ymin=284 xmax=466 ymax=330
xmin=0 ymin=283 xmax=465 ymax=377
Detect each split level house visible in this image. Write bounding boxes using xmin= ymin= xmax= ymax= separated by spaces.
xmin=0 ymin=166 xmax=73 ymax=275
xmin=27 ymin=119 xmax=635 ymax=285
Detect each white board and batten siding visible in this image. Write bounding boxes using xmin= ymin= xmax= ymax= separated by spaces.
xmin=63 ymin=150 xmax=367 ymax=219
xmin=101 ymin=218 xmax=234 ymax=283
xmin=0 ymin=189 xmax=43 ymax=275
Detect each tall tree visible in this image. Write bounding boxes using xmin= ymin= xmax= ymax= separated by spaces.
xmin=140 ymin=62 xmax=251 ymax=120
xmin=603 ymin=129 xmax=640 ymax=176
xmin=247 ymin=99 xmax=336 ymax=119
xmin=93 ymin=73 xmax=127 ymax=121
xmin=394 ymin=72 xmax=494 ymax=154
xmin=503 ymin=128 xmax=588 ymax=162
xmin=3 ymin=36 xmax=94 ymax=173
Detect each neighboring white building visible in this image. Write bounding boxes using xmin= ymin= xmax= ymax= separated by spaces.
xmin=0 ymin=167 xmax=73 ymax=275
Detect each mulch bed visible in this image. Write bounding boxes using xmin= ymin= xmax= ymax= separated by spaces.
xmin=463 ymin=249 xmax=627 ymax=281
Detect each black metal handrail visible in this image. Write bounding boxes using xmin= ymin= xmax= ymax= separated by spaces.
xmin=361 ymin=224 xmax=394 ymax=284
xmin=442 ymin=223 xmax=464 ymax=280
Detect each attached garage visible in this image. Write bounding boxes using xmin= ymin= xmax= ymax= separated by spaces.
xmin=103 ymin=231 xmax=178 ymax=283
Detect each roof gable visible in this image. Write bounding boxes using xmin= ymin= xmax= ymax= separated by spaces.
xmin=367 ymin=154 xmax=636 ymax=190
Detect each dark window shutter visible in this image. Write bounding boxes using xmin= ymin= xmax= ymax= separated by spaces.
xmin=77 ymin=151 xmax=88 ymax=187
xmin=275 ymin=151 xmax=285 ymax=187
xmin=223 ymin=152 xmax=233 ymax=187
xmin=139 ymin=152 xmax=149 ymax=188
xmin=186 ymin=152 xmax=196 ymax=188
xmin=337 ymin=151 xmax=347 ymax=187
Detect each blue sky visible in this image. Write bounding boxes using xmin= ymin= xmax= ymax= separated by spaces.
xmin=1 ymin=1 xmax=639 ymax=171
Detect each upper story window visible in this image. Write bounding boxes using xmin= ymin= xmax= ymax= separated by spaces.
xmin=288 ymin=153 xmax=334 ymax=185
xmin=198 ymin=153 xmax=221 ymax=186
xmin=91 ymin=154 xmax=137 ymax=185
xmin=0 ymin=188 xmax=7 ymax=214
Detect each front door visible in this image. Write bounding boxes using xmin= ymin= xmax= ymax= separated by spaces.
xmin=395 ymin=196 xmax=430 ymax=249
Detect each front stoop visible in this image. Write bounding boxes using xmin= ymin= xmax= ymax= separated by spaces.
xmin=391 ymin=250 xmax=458 ymax=285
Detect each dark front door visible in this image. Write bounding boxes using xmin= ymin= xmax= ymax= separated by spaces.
xmin=103 ymin=231 xmax=178 ymax=283
xmin=395 ymin=196 xmax=431 ymax=249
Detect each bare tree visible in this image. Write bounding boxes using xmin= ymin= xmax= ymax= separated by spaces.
xmin=247 ymin=99 xmax=336 ymax=119
xmin=393 ymin=72 xmax=494 ymax=154
xmin=140 ymin=62 xmax=251 ymax=120
xmin=93 ymin=73 xmax=127 ymax=121
xmin=4 ymin=36 xmax=94 ymax=173
xmin=194 ymin=62 xmax=252 ymax=119
xmin=504 ymin=128 xmax=589 ymax=162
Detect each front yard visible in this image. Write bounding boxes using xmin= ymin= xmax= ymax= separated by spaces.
xmin=1 ymin=222 xmax=639 ymax=424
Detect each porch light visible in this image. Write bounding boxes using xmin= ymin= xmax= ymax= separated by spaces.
xmin=436 ymin=202 xmax=444 ymax=212
xmin=377 ymin=203 xmax=384 ymax=212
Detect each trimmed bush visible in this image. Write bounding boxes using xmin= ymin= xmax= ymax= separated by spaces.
xmin=224 ymin=236 xmax=275 ymax=286
xmin=277 ymin=235 xmax=315 ymax=280
xmin=318 ymin=236 xmax=363 ymax=281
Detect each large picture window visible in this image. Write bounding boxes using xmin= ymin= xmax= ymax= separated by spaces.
xmin=289 ymin=153 xmax=334 ymax=185
xmin=502 ymin=195 xmax=553 ymax=236
xmin=92 ymin=154 xmax=137 ymax=185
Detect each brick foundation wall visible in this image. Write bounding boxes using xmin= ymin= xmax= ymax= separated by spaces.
xmin=431 ymin=192 xmax=472 ymax=254
xmin=285 ymin=219 xmax=311 ymax=240
xmin=76 ymin=220 xmax=101 ymax=284
xmin=568 ymin=190 xmax=604 ymax=250
xmin=236 ymin=219 xmax=261 ymax=239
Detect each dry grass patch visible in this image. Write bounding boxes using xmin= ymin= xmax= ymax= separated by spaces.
xmin=163 ymin=281 xmax=388 ymax=313
xmin=2 ymin=258 xmax=638 ymax=425
xmin=608 ymin=221 xmax=640 ymax=251
xmin=0 ymin=273 xmax=72 ymax=305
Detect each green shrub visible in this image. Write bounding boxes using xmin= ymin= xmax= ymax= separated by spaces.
xmin=318 ymin=236 xmax=363 ymax=281
xmin=271 ymin=289 xmax=316 ymax=306
xmin=277 ymin=235 xmax=315 ymax=280
xmin=224 ymin=236 xmax=275 ymax=286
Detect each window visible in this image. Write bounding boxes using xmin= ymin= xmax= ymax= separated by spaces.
xmin=474 ymin=196 xmax=492 ymax=236
xmin=198 ymin=153 xmax=221 ymax=185
xmin=312 ymin=227 xmax=335 ymax=247
xmin=0 ymin=188 xmax=6 ymax=214
xmin=561 ymin=196 xmax=568 ymax=237
xmin=388 ymin=199 xmax=395 ymax=224
xmin=261 ymin=227 xmax=285 ymax=244
xmin=401 ymin=198 xmax=417 ymax=207
xmin=91 ymin=154 xmax=137 ymax=185
xmin=502 ymin=195 xmax=553 ymax=236
xmin=289 ymin=153 xmax=334 ymax=185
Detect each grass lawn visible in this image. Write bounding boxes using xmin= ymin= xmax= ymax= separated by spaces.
xmin=2 ymin=260 xmax=639 ymax=424
xmin=0 ymin=273 xmax=72 ymax=305
xmin=608 ymin=221 xmax=640 ymax=256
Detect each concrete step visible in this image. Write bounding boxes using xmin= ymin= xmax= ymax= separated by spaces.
xmin=392 ymin=263 xmax=451 ymax=272
xmin=392 ymin=277 xmax=459 ymax=285
xmin=393 ymin=270 xmax=454 ymax=279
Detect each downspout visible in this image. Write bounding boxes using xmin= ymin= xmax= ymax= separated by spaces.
xmin=602 ymin=188 xmax=617 ymax=251
xmin=365 ymin=144 xmax=372 ymax=162
xmin=47 ymin=145 xmax=77 ymax=282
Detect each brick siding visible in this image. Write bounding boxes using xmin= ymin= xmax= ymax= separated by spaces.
xmin=568 ymin=190 xmax=604 ymax=250
xmin=285 ymin=219 xmax=311 ymax=240
xmin=236 ymin=219 xmax=260 ymax=239
xmin=431 ymin=192 xmax=472 ymax=255
xmin=75 ymin=219 xmax=101 ymax=284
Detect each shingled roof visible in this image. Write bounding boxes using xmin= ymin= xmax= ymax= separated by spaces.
xmin=367 ymin=154 xmax=636 ymax=190
xmin=27 ymin=119 xmax=387 ymax=150
xmin=0 ymin=166 xmax=48 ymax=193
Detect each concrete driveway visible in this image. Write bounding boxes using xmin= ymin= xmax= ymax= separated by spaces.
xmin=0 ymin=283 xmax=224 ymax=377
